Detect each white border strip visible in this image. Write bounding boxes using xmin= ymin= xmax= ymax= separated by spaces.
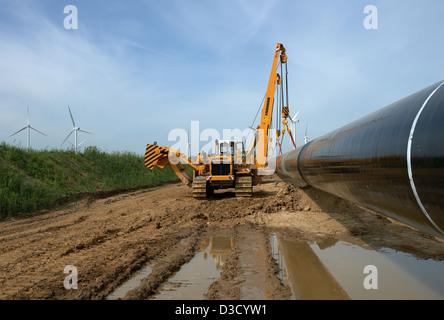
xmin=407 ymin=81 xmax=444 ymax=235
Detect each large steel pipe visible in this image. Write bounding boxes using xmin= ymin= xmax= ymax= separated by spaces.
xmin=276 ymin=81 xmax=444 ymax=239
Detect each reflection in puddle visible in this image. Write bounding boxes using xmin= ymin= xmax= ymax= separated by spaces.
xmin=107 ymin=265 xmax=153 ymax=300
xmin=270 ymin=234 xmax=444 ymax=300
xmin=270 ymin=234 xmax=349 ymax=300
xmin=152 ymin=237 xmax=234 ymax=300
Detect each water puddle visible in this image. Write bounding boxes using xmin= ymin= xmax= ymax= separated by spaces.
xmin=107 ymin=265 xmax=153 ymax=300
xmin=106 ymin=236 xmax=233 ymax=300
xmin=151 ymin=237 xmax=234 ymax=300
xmin=270 ymin=233 xmax=444 ymax=300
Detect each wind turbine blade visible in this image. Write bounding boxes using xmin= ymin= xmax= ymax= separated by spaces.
xmin=68 ymin=106 xmax=76 ymax=127
xmin=27 ymin=107 xmax=30 ymax=125
xmin=78 ymin=140 xmax=86 ymax=147
xmin=78 ymin=129 xmax=92 ymax=134
xmin=292 ymin=110 xmax=300 ymax=122
xmin=10 ymin=127 xmax=27 ymax=137
xmin=61 ymin=129 xmax=74 ymax=146
xmin=30 ymin=126 xmax=47 ymax=136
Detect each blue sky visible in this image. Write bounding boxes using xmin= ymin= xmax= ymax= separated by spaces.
xmin=1 ymin=0 xmax=444 ymax=155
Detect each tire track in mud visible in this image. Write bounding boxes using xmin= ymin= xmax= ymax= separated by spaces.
xmin=0 ymin=216 xmax=90 ymax=255
xmin=122 ymin=226 xmax=205 ymax=299
xmin=116 ymin=223 xmax=290 ymax=300
xmin=236 ymin=224 xmax=291 ymax=300
xmin=87 ymin=226 xmax=206 ymax=300
xmin=204 ymin=223 xmax=291 ymax=300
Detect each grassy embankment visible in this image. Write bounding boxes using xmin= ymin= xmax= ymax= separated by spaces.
xmin=0 ymin=143 xmax=186 ymax=220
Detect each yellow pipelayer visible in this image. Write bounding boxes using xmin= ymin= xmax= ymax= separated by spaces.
xmin=144 ymin=43 xmax=294 ymax=198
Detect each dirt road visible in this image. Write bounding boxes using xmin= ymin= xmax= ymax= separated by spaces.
xmin=1 ymin=176 xmax=444 ymax=300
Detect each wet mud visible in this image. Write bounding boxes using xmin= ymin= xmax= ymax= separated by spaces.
xmin=1 ymin=176 xmax=444 ymax=300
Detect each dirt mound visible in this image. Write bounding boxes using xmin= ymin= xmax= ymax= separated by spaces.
xmin=248 ymin=183 xmax=318 ymax=214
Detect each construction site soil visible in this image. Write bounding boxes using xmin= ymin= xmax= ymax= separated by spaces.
xmin=1 ymin=175 xmax=444 ymax=300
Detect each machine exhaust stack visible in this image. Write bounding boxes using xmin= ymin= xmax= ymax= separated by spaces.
xmin=276 ymin=81 xmax=444 ymax=239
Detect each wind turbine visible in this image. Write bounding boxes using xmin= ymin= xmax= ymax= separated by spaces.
xmin=61 ymin=106 xmax=92 ymax=153
xmin=304 ymin=122 xmax=310 ymax=144
xmin=289 ymin=109 xmax=300 ymax=147
xmin=10 ymin=107 xmax=46 ymax=150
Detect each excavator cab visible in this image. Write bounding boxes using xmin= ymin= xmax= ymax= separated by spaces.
xmin=219 ymin=141 xmax=231 ymax=155
xmin=214 ymin=140 xmax=245 ymax=164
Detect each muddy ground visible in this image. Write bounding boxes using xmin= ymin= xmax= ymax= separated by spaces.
xmin=1 ymin=175 xmax=444 ymax=300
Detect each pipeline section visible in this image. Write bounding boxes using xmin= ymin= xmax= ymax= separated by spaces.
xmin=276 ymin=81 xmax=444 ymax=239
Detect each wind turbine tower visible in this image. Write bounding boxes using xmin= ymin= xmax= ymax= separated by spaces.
xmin=10 ymin=107 xmax=46 ymax=150
xmin=61 ymin=106 xmax=92 ymax=153
xmin=289 ymin=109 xmax=300 ymax=147
xmin=304 ymin=122 xmax=310 ymax=144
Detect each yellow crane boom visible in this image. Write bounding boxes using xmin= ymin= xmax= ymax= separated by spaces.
xmin=246 ymin=43 xmax=288 ymax=168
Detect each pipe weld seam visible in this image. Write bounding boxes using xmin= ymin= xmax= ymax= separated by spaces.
xmin=407 ymin=81 xmax=444 ymax=235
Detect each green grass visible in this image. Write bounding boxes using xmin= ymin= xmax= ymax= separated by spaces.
xmin=0 ymin=143 xmax=185 ymax=219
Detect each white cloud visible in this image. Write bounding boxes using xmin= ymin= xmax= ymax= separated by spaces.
xmin=1 ymin=0 xmax=444 ymax=153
